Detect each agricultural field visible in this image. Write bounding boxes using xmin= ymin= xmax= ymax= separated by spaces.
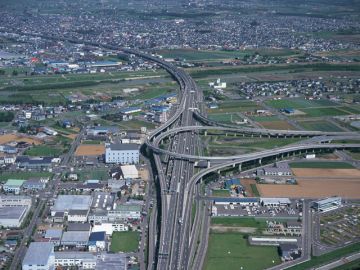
xmin=110 ymin=231 xmax=140 ymax=253
xmin=257 ymin=166 xmax=360 ymax=199
xmin=204 ymin=232 xmax=280 ymax=270
xmin=0 ymin=70 xmax=172 ymax=105
xmin=259 ymin=120 xmax=297 ymax=130
xmin=0 ymin=133 xmax=42 ymax=145
xmin=265 ymin=98 xmax=336 ymax=109
xmin=75 ymin=144 xmax=105 ymax=156
xmin=298 ymin=120 xmax=344 ymax=132
xmin=188 ymin=63 xmax=360 ymax=79
xmin=319 ymin=206 xmax=360 ymax=246
xmin=290 ymin=161 xmax=355 ymax=169
xmin=300 ymin=107 xmax=350 ymax=117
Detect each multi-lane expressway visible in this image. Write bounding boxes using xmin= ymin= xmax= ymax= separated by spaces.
xmin=9 ymin=32 xmax=360 ymax=270
xmin=135 ymin=51 xmax=359 ymax=270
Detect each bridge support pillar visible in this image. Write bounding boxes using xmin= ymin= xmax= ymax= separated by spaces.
xmin=238 ymin=163 xmax=242 ymax=171
xmin=204 ymin=131 xmax=207 ymax=136
xmin=268 ymin=135 xmax=271 ymax=139
xmin=251 ymin=134 xmax=254 ymax=138
xmin=259 ymin=158 xmax=262 ymax=165
xmin=232 ymin=163 xmax=236 ymax=168
xmin=217 ymin=169 xmax=221 ymax=174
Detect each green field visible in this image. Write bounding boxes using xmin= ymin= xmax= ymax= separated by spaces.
xmin=250 ymin=184 xmax=260 ymax=197
xmin=211 ymin=217 xmax=267 ymax=229
xmin=333 ymin=259 xmax=360 ymax=270
xmin=287 ymin=243 xmax=360 ymax=270
xmin=290 ymin=161 xmax=355 ymax=169
xmin=110 ymin=231 xmax=140 ymax=252
xmin=204 ymin=232 xmax=280 ymax=270
xmin=82 ymin=140 xmax=102 ymax=145
xmin=212 ymin=189 xmax=230 ymax=197
xmin=299 ymin=120 xmax=343 ymax=132
xmin=250 ymin=115 xmax=280 ymax=122
xmin=0 ymin=172 xmax=53 ymax=182
xmin=189 ymin=63 xmax=360 ymax=79
xmin=24 ymin=145 xmax=64 ymax=157
xmin=156 ymin=48 xmax=300 ymax=62
xmin=301 ymin=107 xmax=350 ymax=117
xmin=265 ymin=98 xmax=336 ymax=109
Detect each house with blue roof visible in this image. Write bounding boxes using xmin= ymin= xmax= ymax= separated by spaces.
xmin=151 ymin=105 xmax=170 ymax=113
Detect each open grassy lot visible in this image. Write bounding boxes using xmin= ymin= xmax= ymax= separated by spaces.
xmin=119 ymin=119 xmax=156 ymax=130
xmin=110 ymin=231 xmax=140 ymax=253
xmin=0 ymin=171 xmax=53 ymax=182
xmin=208 ymin=113 xmax=244 ymax=124
xmin=299 ymin=120 xmax=343 ymax=132
xmin=204 ymin=232 xmax=280 ymax=270
xmin=290 ymin=161 xmax=355 ymax=169
xmin=286 ymin=243 xmax=360 ymax=270
xmin=211 ymin=217 xmax=267 ymax=228
xmin=211 ymin=189 xmax=230 ymax=197
xmin=76 ymin=168 xmax=109 ymax=181
xmin=24 ymin=145 xmax=64 ymax=157
xmin=207 ymin=135 xmax=302 ymax=150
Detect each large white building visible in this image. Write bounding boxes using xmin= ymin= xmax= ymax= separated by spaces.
xmin=0 ymin=205 xmax=29 ymax=228
xmin=121 ymin=165 xmax=139 ymax=179
xmin=55 ymin=252 xmax=96 ymax=269
xmin=0 ymin=195 xmax=32 ymax=207
xmin=22 ymin=242 xmax=55 ymax=270
xmin=105 ymin=143 xmax=139 ymax=164
xmin=51 ymin=195 xmax=92 ymax=217
xmin=313 ymin=197 xmax=342 ymax=212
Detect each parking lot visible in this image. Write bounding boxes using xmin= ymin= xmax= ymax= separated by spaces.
xmin=213 ymin=200 xmax=302 ymax=218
